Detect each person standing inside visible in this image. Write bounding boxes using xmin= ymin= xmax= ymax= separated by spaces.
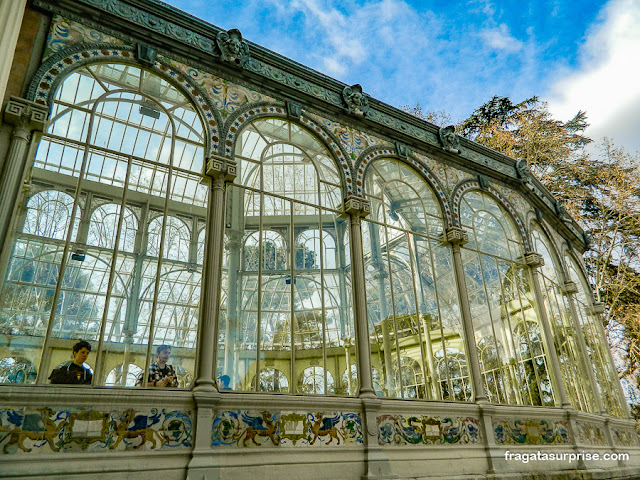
xmin=137 ymin=345 xmax=177 ymax=388
xmin=48 ymin=340 xmax=93 ymax=385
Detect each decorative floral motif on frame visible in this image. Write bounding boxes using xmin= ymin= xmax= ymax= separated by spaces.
xmin=45 ymin=15 xmax=126 ymax=60
xmin=211 ymin=410 xmax=363 ymax=447
xmin=412 ymin=152 xmax=472 ymax=195
xmin=493 ymin=184 xmax=533 ymax=223
xmin=576 ymin=421 xmax=606 ymax=446
xmin=162 ymin=57 xmax=275 ymax=119
xmin=377 ymin=415 xmax=481 ymax=446
xmin=0 ymin=407 xmax=192 ymax=454
xmin=610 ymin=427 xmax=639 ymax=447
xmin=306 ymin=112 xmax=389 ymax=160
xmin=493 ymin=418 xmax=569 ymax=445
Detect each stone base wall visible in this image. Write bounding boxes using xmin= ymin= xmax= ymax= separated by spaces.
xmin=1 ymin=387 xmax=639 ymax=479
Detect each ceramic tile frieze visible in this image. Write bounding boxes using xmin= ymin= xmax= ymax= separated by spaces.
xmin=305 ymin=112 xmax=390 ymax=160
xmin=413 ymin=151 xmax=473 ymax=195
xmin=493 ymin=418 xmax=570 ymax=445
xmin=162 ymin=57 xmax=276 ymax=120
xmin=576 ymin=421 xmax=606 ymax=446
xmin=610 ymin=426 xmax=639 ymax=447
xmin=0 ymin=407 xmax=192 ymax=454
xmin=494 ymin=184 xmax=534 ymax=224
xmin=45 ymin=15 xmax=127 ymax=60
xmin=377 ymin=414 xmax=481 ymax=446
xmin=211 ymin=410 xmax=363 ymax=447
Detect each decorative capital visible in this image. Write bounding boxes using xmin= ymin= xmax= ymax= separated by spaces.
xmin=395 ymin=141 xmax=408 ymax=159
xmin=555 ymin=200 xmax=572 ymax=223
xmin=439 ymin=226 xmax=469 ymax=246
xmin=205 ymin=155 xmax=237 ymax=182
xmin=588 ymin=302 xmax=606 ymax=316
xmin=560 ymin=281 xmax=578 ymax=295
xmin=136 ymin=43 xmax=158 ymax=65
xmin=477 ymin=174 xmax=490 ymax=190
xmin=342 ymin=84 xmax=370 ymax=117
xmin=216 ymin=28 xmax=250 ymax=68
xmin=583 ymin=232 xmax=595 ymax=251
xmin=438 ymin=125 xmax=460 ymax=154
xmin=341 ymin=195 xmax=370 ymax=217
xmin=286 ymin=100 xmax=303 ymax=119
xmin=522 ymin=251 xmax=545 ymax=268
xmin=4 ymin=97 xmax=48 ymax=132
xmin=515 ymin=159 xmax=532 ymax=185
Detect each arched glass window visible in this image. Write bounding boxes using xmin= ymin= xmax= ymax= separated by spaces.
xmin=0 ymin=63 xmax=207 ymax=388
xmin=147 ymin=216 xmax=191 ymax=262
xmin=0 ymin=357 xmax=38 ymax=384
xmin=392 ymin=357 xmax=424 ymax=399
xmin=105 ymin=363 xmax=142 ymax=387
xmin=243 ymin=230 xmax=287 ymax=271
xmin=435 ymin=348 xmax=471 ymax=401
xmin=23 ymin=190 xmax=80 ymax=240
xmin=565 ymin=254 xmax=625 ymax=417
xmin=252 ymin=367 xmax=289 ymax=392
xmin=460 ymin=191 xmax=555 ymax=406
xmin=362 ymin=159 xmax=468 ymax=401
xmin=531 ymin=225 xmax=597 ymax=412
xmin=217 ymin=118 xmax=353 ymax=395
xmin=299 ymin=366 xmax=335 ymax=394
xmin=88 ymin=204 xmax=138 ymax=252
xmin=296 ymin=229 xmax=336 ymax=269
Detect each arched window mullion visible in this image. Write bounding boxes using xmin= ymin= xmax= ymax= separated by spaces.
xmin=37 ymin=87 xmax=117 ymax=383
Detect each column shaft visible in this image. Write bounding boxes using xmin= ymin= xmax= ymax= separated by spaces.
xmin=525 ymin=253 xmax=572 ymax=407
xmin=0 ymin=126 xmax=29 ymax=249
xmin=343 ymin=195 xmax=375 ymax=398
xmin=443 ymin=227 xmax=487 ymax=403
xmin=194 ymin=157 xmax=236 ymax=391
xmin=350 ymin=213 xmax=375 ymax=397
xmin=563 ymin=282 xmax=607 ymax=414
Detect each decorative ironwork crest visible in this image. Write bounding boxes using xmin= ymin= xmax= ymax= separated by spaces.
xmin=438 ymin=125 xmax=460 ymax=154
xmin=216 ymin=28 xmax=250 ymax=68
xmin=515 ymin=159 xmax=532 ymax=185
xmin=342 ymin=84 xmax=370 ymax=117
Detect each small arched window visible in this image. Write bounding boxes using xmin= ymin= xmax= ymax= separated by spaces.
xmin=299 ymin=366 xmax=335 ymax=395
xmin=23 ymin=190 xmax=80 ymax=240
xmin=88 ymin=204 xmax=138 ymax=251
xmin=147 ymin=215 xmax=191 ymax=262
xmin=252 ymin=368 xmax=289 ymax=393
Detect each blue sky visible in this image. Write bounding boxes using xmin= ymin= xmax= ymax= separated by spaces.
xmin=163 ymin=0 xmax=640 ymax=154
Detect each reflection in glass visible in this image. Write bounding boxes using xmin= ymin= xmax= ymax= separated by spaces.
xmin=218 ymin=118 xmax=354 ymax=396
xmin=0 ymin=63 xmax=206 ymax=387
xmin=363 ymin=159 xmax=469 ymax=401
xmin=565 ymin=255 xmax=625 ymax=417
xmin=460 ymin=191 xmax=554 ymax=406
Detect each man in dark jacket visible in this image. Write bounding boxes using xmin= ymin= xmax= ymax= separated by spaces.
xmin=48 ymin=340 xmax=93 ymax=385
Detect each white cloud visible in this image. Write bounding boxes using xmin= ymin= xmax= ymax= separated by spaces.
xmin=547 ymin=0 xmax=640 ymax=153
xmin=479 ymin=23 xmax=523 ymax=53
